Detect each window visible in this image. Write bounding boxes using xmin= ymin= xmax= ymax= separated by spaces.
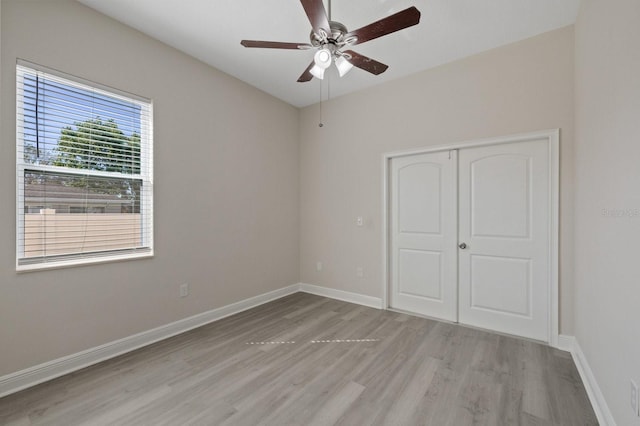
xmin=16 ymin=61 xmax=153 ymax=270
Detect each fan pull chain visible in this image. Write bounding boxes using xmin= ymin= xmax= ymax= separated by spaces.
xmin=319 ymin=78 xmax=324 ymax=127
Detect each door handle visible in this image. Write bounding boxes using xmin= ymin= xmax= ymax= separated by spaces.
xmin=458 ymin=242 xmax=467 ymax=249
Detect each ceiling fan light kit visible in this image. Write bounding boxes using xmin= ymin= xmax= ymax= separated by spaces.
xmin=240 ymin=0 xmax=421 ymax=82
xmin=334 ymin=55 xmax=353 ymax=77
xmin=310 ymin=48 xmax=332 ymax=79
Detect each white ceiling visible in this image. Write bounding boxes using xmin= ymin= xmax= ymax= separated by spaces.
xmin=78 ymin=0 xmax=580 ymax=108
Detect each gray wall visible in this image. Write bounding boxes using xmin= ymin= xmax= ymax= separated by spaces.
xmin=574 ymin=0 xmax=640 ymax=424
xmin=299 ymin=26 xmax=575 ymax=334
xmin=0 ymin=0 xmax=300 ymax=375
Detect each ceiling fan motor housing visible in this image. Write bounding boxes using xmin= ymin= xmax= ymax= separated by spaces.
xmin=310 ymin=20 xmax=354 ymax=56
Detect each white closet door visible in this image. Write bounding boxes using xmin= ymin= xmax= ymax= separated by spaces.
xmin=390 ymin=151 xmax=458 ymax=322
xmin=458 ymin=139 xmax=550 ymax=341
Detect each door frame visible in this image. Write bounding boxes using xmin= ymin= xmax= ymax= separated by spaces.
xmin=382 ymin=129 xmax=560 ymax=346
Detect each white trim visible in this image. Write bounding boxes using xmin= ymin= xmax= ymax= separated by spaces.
xmin=299 ymin=283 xmax=383 ymax=309
xmin=0 ymin=284 xmax=300 ymax=398
xmin=381 ymin=129 xmax=560 ymax=345
xmin=381 ymin=154 xmax=390 ymax=309
xmin=0 ymin=283 xmax=384 ymax=398
xmin=16 ymin=251 xmax=154 ymax=273
xmin=2 ymin=278 xmax=606 ymax=426
xmin=562 ymin=336 xmax=617 ymax=426
xmin=383 ymin=128 xmax=561 ymax=159
xmin=556 ymin=334 xmax=575 ymax=353
xmin=548 ymin=129 xmax=560 ymax=347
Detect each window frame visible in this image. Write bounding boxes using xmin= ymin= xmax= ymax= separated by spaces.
xmin=15 ymin=60 xmax=154 ymax=271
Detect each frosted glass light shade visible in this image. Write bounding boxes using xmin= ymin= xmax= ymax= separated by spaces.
xmin=314 ymin=49 xmax=332 ymax=68
xmin=335 ymin=56 xmax=354 ymax=77
xmin=311 ymin=48 xmax=332 ymax=79
xmin=309 ymin=64 xmax=325 ymax=79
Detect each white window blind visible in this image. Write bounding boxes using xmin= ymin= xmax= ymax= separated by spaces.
xmin=16 ymin=61 xmax=153 ymax=270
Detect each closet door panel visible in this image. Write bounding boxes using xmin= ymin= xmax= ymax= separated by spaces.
xmin=458 ymin=139 xmax=550 ymax=342
xmin=390 ymin=151 xmax=457 ymax=321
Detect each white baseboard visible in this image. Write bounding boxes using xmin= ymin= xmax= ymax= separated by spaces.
xmin=0 ymin=284 xmax=300 ymax=398
xmin=298 ymin=283 xmax=383 ymax=309
xmin=560 ymin=335 xmax=616 ymax=426
xmin=556 ymin=334 xmax=575 ymax=352
xmin=0 ymin=280 xmax=618 ymax=426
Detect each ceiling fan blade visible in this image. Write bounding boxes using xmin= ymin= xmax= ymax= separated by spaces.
xmin=241 ymin=40 xmax=312 ymax=49
xmin=345 ymin=6 xmax=421 ymax=46
xmin=343 ymin=50 xmax=389 ymax=75
xmin=297 ymin=62 xmax=315 ymax=82
xmin=300 ymin=0 xmax=330 ymax=36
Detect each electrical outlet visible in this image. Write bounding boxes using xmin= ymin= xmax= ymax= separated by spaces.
xmin=179 ymin=283 xmax=189 ymax=298
xmin=316 ymin=261 xmax=323 ymax=271
xmin=356 ymin=267 xmax=363 ymax=278
xmin=631 ymin=380 xmax=639 ymax=416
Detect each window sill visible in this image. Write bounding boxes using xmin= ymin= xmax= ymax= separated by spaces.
xmin=16 ymin=251 xmax=154 ymax=273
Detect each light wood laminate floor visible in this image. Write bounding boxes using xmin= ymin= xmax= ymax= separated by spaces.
xmin=0 ymin=293 xmax=597 ymax=425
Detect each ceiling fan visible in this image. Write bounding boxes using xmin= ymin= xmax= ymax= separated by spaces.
xmin=240 ymin=0 xmax=421 ymax=82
